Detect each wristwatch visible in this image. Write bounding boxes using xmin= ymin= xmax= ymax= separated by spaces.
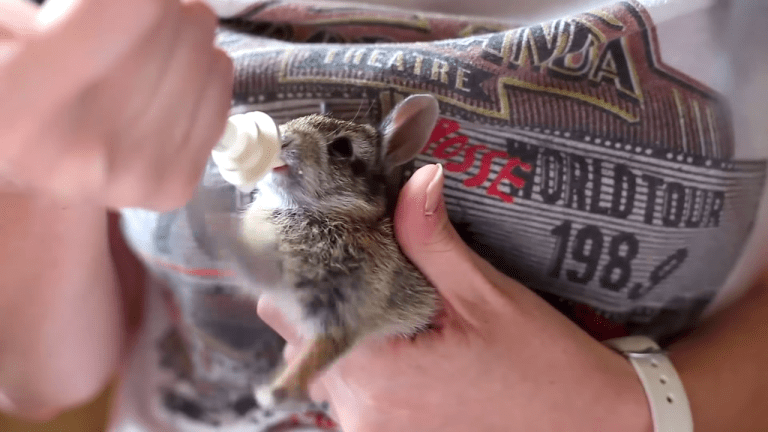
xmin=604 ymin=335 xmax=694 ymax=432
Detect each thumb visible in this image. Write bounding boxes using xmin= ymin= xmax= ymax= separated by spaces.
xmin=394 ymin=164 xmax=500 ymax=323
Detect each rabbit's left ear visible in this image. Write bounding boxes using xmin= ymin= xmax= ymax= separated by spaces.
xmin=379 ymin=94 xmax=439 ymax=169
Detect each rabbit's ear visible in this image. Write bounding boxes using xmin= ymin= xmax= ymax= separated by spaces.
xmin=379 ymin=94 xmax=439 ymax=169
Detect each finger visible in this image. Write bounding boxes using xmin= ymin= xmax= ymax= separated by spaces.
xmin=143 ymin=47 xmax=232 ymax=211
xmin=0 ymin=0 xmax=169 ymax=157
xmin=0 ymin=389 xmax=14 ymax=412
xmin=118 ymin=0 xmax=217 ymax=152
xmin=256 ymin=294 xmax=303 ymax=345
xmin=35 ymin=0 xmax=164 ymax=91
xmin=0 ymin=0 xmax=39 ymax=63
xmin=307 ymin=378 xmax=332 ymax=407
xmin=94 ymin=1 xmax=182 ymax=209
xmin=0 ymin=0 xmax=39 ymax=38
xmin=316 ymin=371 xmax=356 ymax=428
xmin=154 ymin=1 xmax=220 ymax=150
xmin=393 ymin=164 xmax=509 ymax=323
xmin=168 ymin=46 xmax=234 ymax=201
xmin=101 ymin=0 xmax=182 ymax=129
xmin=132 ymin=2 xmax=221 ymax=209
xmin=308 ymin=380 xmax=337 ymax=425
xmin=104 ymin=8 xmax=229 ymax=211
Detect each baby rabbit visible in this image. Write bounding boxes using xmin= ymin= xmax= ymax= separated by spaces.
xmin=230 ymin=94 xmax=442 ymax=407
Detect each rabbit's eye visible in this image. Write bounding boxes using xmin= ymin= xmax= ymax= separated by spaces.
xmin=328 ymin=136 xmax=353 ymax=159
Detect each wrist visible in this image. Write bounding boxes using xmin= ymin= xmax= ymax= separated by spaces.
xmin=0 ymin=195 xmax=121 ymax=419
xmin=609 ymin=347 xmax=655 ymax=432
xmin=607 ymin=336 xmax=693 ymax=432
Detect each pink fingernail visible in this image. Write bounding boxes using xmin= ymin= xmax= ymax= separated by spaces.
xmin=424 ymin=163 xmax=444 ymax=216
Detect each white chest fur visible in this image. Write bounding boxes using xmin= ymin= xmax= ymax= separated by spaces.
xmin=239 ymin=176 xmax=323 ymax=339
xmin=240 ymin=204 xmax=280 ymax=252
xmin=239 ymin=174 xmax=290 ymax=251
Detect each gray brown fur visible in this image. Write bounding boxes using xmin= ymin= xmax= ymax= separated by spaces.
xmin=235 ymin=95 xmax=442 ymax=406
xmin=272 ymin=208 xmax=437 ymax=337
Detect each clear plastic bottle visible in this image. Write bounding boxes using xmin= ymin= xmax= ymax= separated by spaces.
xmin=185 ymin=110 xmax=284 ymax=261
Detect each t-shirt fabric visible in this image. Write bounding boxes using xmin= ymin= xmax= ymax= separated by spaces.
xmin=110 ymin=1 xmax=768 ymax=430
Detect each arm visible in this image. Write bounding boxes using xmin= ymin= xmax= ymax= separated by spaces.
xmin=0 ymin=193 xmax=126 ymax=420
xmin=668 ymin=269 xmax=768 ymax=432
xmin=0 ymin=0 xmax=230 ymax=419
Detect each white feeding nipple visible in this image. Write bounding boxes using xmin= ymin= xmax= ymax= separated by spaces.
xmin=212 ymin=111 xmax=284 ymax=191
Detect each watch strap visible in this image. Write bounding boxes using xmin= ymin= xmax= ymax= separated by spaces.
xmin=605 ymin=335 xmax=693 ymax=432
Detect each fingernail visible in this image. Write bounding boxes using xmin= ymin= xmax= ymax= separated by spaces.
xmin=424 ymin=163 xmax=444 ymax=216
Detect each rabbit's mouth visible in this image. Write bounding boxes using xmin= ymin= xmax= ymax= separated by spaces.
xmin=266 ymin=161 xmax=304 ymax=197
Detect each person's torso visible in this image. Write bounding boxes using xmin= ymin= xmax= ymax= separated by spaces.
xmin=111 ymin=0 xmax=768 ymax=430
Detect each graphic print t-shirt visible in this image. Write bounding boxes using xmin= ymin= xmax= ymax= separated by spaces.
xmin=111 ymin=0 xmax=768 ymax=431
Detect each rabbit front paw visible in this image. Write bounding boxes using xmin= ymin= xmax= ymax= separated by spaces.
xmin=255 ymin=383 xmax=292 ymax=409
